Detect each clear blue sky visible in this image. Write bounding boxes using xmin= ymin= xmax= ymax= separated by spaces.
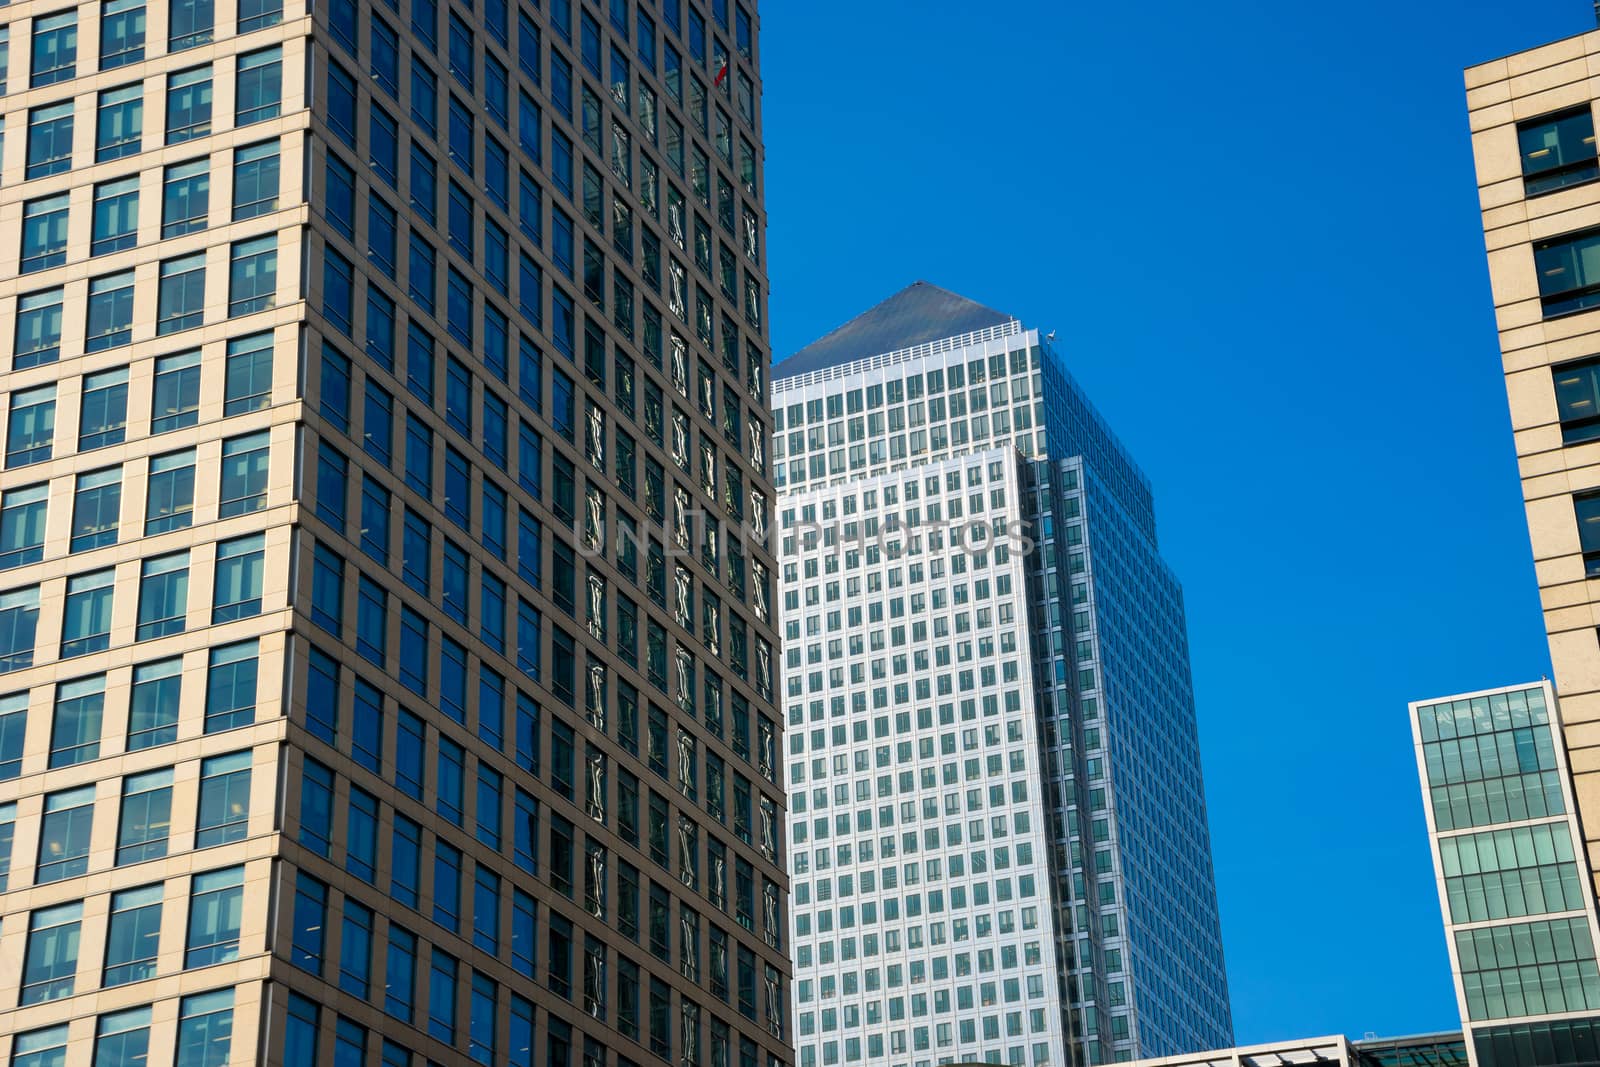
xmin=760 ymin=0 xmax=1586 ymax=1047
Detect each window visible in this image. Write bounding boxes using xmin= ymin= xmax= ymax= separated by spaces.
xmin=0 ymin=694 xmax=23 ymax=780
xmin=11 ymin=1027 xmax=69 ymax=1067
xmin=31 ymin=11 xmax=78 ymax=87
xmin=1537 ymin=227 xmax=1600 ymax=317
xmin=169 ymin=0 xmax=215 ymax=50
xmin=1580 ymin=491 xmax=1600 ymax=577
xmin=233 ymin=139 xmax=280 ymax=219
xmin=205 ymin=639 xmax=258 ymax=731
xmin=1520 ymin=106 xmax=1600 ymax=196
xmin=292 ymin=872 xmax=327 ymax=973
xmin=235 ymin=46 xmax=281 ymax=124
xmin=186 ymin=865 xmax=244 ymax=967
xmin=284 ymin=995 xmax=319 ymax=1067
xmin=89 ymin=179 xmax=140 ymax=260
xmin=22 ymin=901 xmax=82 ymax=1004
xmin=225 ymin=332 xmax=273 ymax=414
xmin=15 ymin=288 xmax=65 ymax=368
xmin=27 ymin=101 xmax=75 ymax=179
xmin=340 ymin=899 xmax=374 ymax=997
xmin=213 ymin=533 xmax=264 ymax=621
xmin=21 ymin=193 xmax=69 ymax=272
xmin=62 ymin=568 xmax=115 ymax=657
xmin=101 ymin=0 xmax=147 ymax=69
xmin=193 ymin=751 xmax=251 ymax=847
xmin=229 ymin=235 xmax=277 ymax=315
xmin=166 ymin=66 xmax=213 ymax=143
xmin=177 ymin=988 xmax=235 ymax=1065
xmin=7 ymin=386 xmax=55 ymax=469
xmin=162 ymin=158 xmax=210 ymax=236
xmin=0 ymin=586 xmax=39 ymax=673
xmin=79 ymin=367 xmax=130 ymax=451
xmin=219 ymin=431 xmax=270 ymax=516
xmin=146 ymin=448 xmax=197 ymax=533
xmin=158 ymin=252 xmax=207 ymax=333
xmin=151 ymin=353 xmax=201 ymax=434
xmin=137 ymin=551 xmax=189 ymax=639
xmin=128 ymin=657 xmax=181 ymax=749
xmin=1 ymin=483 xmax=48 ymax=567
xmin=36 ymin=785 xmax=95 ymax=883
xmin=66 ymin=468 xmax=119 ymax=552
xmin=52 ymin=674 xmax=107 ymax=766
xmin=86 ymin=271 xmax=136 ymax=351
xmin=97 ymin=84 xmax=143 ymax=161
xmin=117 ymin=767 xmax=173 ymax=863
xmin=104 ymin=884 xmax=163 ymax=986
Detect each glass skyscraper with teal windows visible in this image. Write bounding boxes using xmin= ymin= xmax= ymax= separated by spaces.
xmin=1412 ymin=682 xmax=1600 ymax=1067
xmin=774 ymin=282 xmax=1233 ymax=1067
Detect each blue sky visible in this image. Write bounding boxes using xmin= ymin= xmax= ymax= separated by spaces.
xmin=760 ymin=0 xmax=1587 ymax=1046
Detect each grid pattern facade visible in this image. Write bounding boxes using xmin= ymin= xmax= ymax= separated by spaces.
xmin=0 ymin=0 xmax=789 ymax=1065
xmin=1467 ymin=29 xmax=1600 ymax=928
xmin=773 ymin=322 xmax=1232 ymax=1066
xmin=1412 ymin=683 xmax=1600 ymax=1067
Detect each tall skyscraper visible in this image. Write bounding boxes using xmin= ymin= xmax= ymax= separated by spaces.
xmin=0 ymin=0 xmax=788 ymax=1065
xmin=1411 ymin=682 xmax=1600 ymax=1067
xmin=1467 ymin=31 xmax=1600 ymax=917
xmin=773 ymin=283 xmax=1232 ymax=1067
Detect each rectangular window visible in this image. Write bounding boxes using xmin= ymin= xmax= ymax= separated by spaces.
xmin=14 ymin=288 xmax=65 ymax=368
xmin=62 ymin=567 xmax=115 ymax=657
xmin=31 ymin=11 xmax=78 ymax=87
xmin=96 ymin=84 xmax=143 ymax=162
xmin=165 ymin=65 xmax=213 ymax=143
xmin=22 ymin=901 xmax=82 ymax=1004
xmin=136 ymin=550 xmax=188 ymax=640
xmin=233 ymin=139 xmax=280 ymax=219
xmin=128 ymin=657 xmax=181 ymax=749
xmin=145 ymin=449 xmax=196 ymax=536
xmin=195 ymin=750 xmax=251 ymax=847
xmin=103 ymin=884 xmax=162 ymax=986
xmin=85 ymin=272 xmax=135 ymax=352
xmin=225 ymin=332 xmax=273 ymax=415
xmin=36 ymin=785 xmax=95 ymax=883
xmin=27 ymin=101 xmax=75 ymax=179
xmin=228 ymin=235 xmax=277 ymax=316
xmin=213 ymin=533 xmax=265 ymax=621
xmin=21 ymin=193 xmax=70 ymax=272
xmin=7 ymin=386 xmax=55 ymax=469
xmin=51 ymin=673 xmax=106 ymax=767
xmin=238 ymin=0 xmax=282 ymax=33
xmin=79 ymin=367 xmax=130 ymax=451
xmin=1521 ymin=106 xmax=1600 ymax=196
xmin=1 ymin=483 xmax=48 ymax=567
xmin=0 ymin=587 xmax=39 ymax=675
xmin=162 ymin=158 xmax=210 ymax=237
xmin=91 ymin=178 xmax=140 ymax=257
xmin=116 ymin=766 xmax=173 ymax=863
xmin=157 ymin=252 xmax=207 ymax=334
xmin=205 ymin=639 xmax=258 ymax=731
xmin=291 ymin=872 xmax=327 ymax=973
xmin=101 ymin=0 xmax=147 ymax=68
xmin=235 ymin=46 xmax=282 ymax=125
xmin=219 ymin=431 xmax=270 ymax=516
xmin=169 ymin=0 xmax=215 ymax=50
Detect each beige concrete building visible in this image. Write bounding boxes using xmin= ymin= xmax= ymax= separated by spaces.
xmin=1466 ymin=31 xmax=1600 ymax=917
xmin=0 ymin=0 xmax=788 ymax=1063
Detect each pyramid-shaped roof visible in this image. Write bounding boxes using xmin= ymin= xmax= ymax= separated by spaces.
xmin=776 ymin=281 xmax=1014 ymax=380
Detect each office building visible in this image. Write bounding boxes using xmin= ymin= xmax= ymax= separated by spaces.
xmin=1465 ymin=27 xmax=1600 ymax=921
xmin=0 ymin=0 xmax=788 ymax=1064
xmin=1126 ymin=1033 xmax=1469 ymax=1067
xmin=1410 ymin=682 xmax=1600 ymax=1067
xmin=774 ymin=283 xmax=1233 ymax=1067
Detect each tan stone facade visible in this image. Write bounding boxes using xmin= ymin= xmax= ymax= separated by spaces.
xmin=1469 ymin=31 xmax=1600 ymax=899
xmin=0 ymin=0 xmax=789 ymax=1062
